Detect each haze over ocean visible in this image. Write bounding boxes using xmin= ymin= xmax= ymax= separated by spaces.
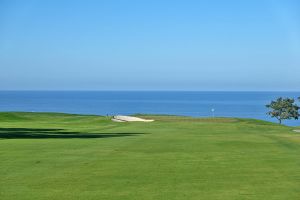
xmin=0 ymin=0 xmax=300 ymax=91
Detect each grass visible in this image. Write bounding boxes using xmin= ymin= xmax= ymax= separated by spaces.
xmin=0 ymin=112 xmax=300 ymax=200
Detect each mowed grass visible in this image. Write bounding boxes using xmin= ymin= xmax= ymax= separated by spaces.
xmin=0 ymin=112 xmax=300 ymax=200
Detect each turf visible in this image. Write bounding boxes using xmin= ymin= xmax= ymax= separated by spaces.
xmin=0 ymin=112 xmax=300 ymax=200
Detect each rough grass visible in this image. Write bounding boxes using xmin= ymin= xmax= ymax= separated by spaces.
xmin=0 ymin=112 xmax=300 ymax=200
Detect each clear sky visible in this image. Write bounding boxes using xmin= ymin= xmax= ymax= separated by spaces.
xmin=0 ymin=0 xmax=299 ymax=91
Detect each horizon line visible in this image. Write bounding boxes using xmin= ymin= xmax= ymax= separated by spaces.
xmin=0 ymin=89 xmax=299 ymax=92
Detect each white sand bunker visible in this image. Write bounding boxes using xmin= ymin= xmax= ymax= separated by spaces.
xmin=112 ymin=115 xmax=154 ymax=122
xmin=293 ymin=130 xmax=300 ymax=133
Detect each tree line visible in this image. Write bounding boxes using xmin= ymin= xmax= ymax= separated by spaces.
xmin=266 ymin=97 xmax=300 ymax=124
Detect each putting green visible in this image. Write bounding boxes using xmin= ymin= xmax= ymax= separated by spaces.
xmin=0 ymin=112 xmax=299 ymax=200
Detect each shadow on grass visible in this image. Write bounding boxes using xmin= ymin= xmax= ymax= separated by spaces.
xmin=0 ymin=128 xmax=147 ymax=139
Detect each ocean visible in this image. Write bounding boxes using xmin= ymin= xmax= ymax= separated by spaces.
xmin=0 ymin=91 xmax=299 ymax=126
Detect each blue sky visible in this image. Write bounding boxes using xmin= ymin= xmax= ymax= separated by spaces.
xmin=0 ymin=0 xmax=299 ymax=91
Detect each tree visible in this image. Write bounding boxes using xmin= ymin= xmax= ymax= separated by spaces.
xmin=266 ymin=97 xmax=299 ymax=124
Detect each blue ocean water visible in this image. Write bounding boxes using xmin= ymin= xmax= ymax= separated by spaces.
xmin=0 ymin=91 xmax=299 ymax=126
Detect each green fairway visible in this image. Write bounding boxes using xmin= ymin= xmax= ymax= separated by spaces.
xmin=0 ymin=112 xmax=300 ymax=200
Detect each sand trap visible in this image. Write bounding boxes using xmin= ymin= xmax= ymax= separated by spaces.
xmin=111 ymin=118 xmax=126 ymax=122
xmin=112 ymin=115 xmax=154 ymax=122
xmin=293 ymin=130 xmax=300 ymax=133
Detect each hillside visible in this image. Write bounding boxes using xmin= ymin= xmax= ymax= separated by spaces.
xmin=0 ymin=112 xmax=299 ymax=200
